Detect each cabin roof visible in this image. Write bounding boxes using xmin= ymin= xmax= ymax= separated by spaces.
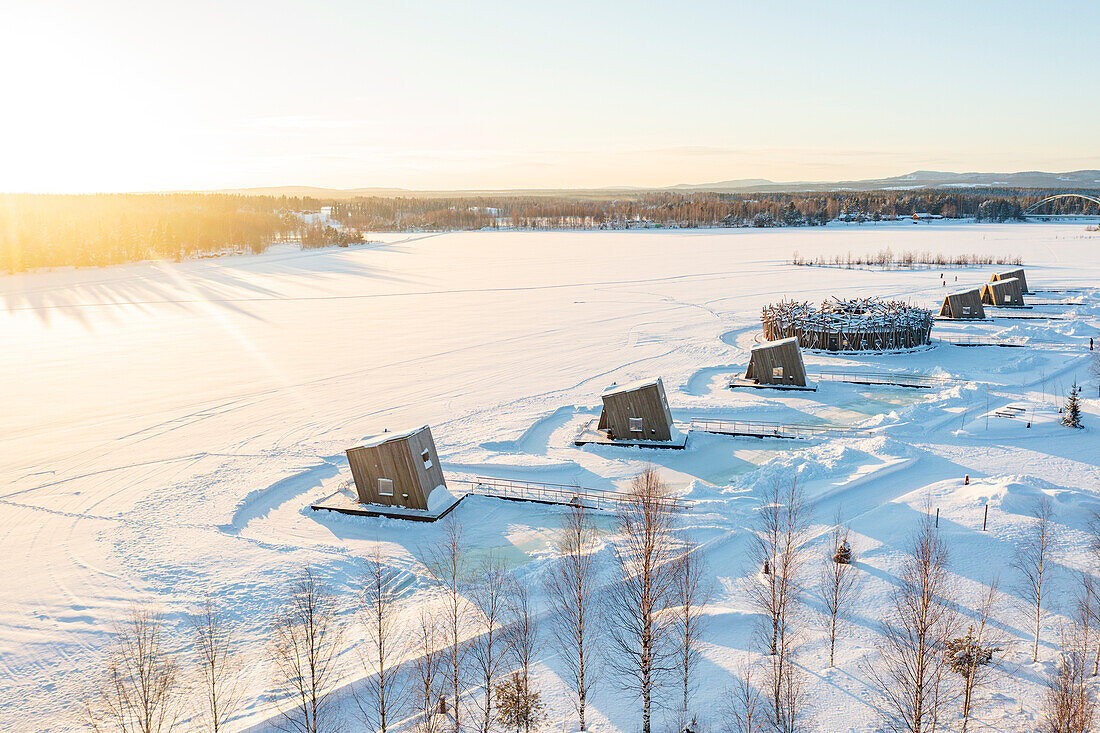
xmin=354 ymin=425 xmax=430 ymax=450
xmin=751 ymin=336 xmax=799 ymax=351
xmin=945 ymin=288 xmax=981 ymax=298
xmin=602 ymin=377 xmax=663 ymax=397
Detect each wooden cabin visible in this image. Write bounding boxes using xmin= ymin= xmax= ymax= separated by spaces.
xmin=745 ymin=337 xmax=808 ymax=386
xmin=599 ymin=377 xmax=676 ymax=442
xmin=991 ymin=268 xmax=1029 ymax=294
xmin=939 ymin=288 xmax=986 ymax=319
xmin=980 ymin=277 xmax=1025 ymax=307
xmin=345 ymin=425 xmax=445 ymax=510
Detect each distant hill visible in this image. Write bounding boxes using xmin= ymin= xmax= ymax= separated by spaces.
xmin=216 ymin=170 xmax=1100 ymax=199
xmin=669 ymin=170 xmax=1100 ymax=193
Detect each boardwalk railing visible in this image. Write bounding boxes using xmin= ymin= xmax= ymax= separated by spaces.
xmin=452 ymin=476 xmax=692 ymax=512
xmin=690 ymin=417 xmax=873 ymax=440
xmin=812 ymin=369 xmax=956 ymax=388
xmin=944 ymin=335 xmax=1028 ymax=348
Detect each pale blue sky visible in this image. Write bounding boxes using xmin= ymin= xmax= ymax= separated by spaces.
xmin=2 ymin=0 xmax=1097 ymax=191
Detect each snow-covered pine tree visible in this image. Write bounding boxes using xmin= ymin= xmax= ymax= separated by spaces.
xmin=494 ymin=672 xmax=545 ymax=733
xmin=1063 ymin=381 xmax=1083 ymax=429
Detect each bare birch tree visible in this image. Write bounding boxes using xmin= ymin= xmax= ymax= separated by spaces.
xmin=270 ymin=568 xmax=345 ymax=733
xmin=1014 ymin=496 xmax=1055 ymax=663
xmin=190 ymin=601 xmax=244 ymax=733
xmin=420 ymin=518 xmax=471 ymax=733
xmin=760 ymin=638 xmax=808 ymax=733
xmin=607 ymin=466 xmax=681 ymax=733
xmin=945 ymin=580 xmax=1006 ymax=733
xmin=866 ymin=508 xmax=957 ymax=733
xmin=727 ymin=662 xmax=766 ymax=733
xmin=1079 ymin=573 xmax=1100 ymax=678
xmin=672 ymin=540 xmax=709 ymax=721
xmin=411 ymin=610 xmax=445 ymax=733
xmin=746 ymin=477 xmax=810 ymax=732
xmin=81 ymin=607 xmax=182 ymax=733
xmin=818 ymin=510 xmax=859 ymax=668
xmin=506 ymin=582 xmax=541 ymax=722
xmin=1042 ymin=622 xmax=1096 ymax=733
xmin=1083 ymin=516 xmax=1100 ymax=677
xmin=469 ymin=554 xmax=515 ymax=733
xmin=543 ymin=501 xmax=600 ymax=731
xmin=358 ymin=551 xmax=410 ymax=733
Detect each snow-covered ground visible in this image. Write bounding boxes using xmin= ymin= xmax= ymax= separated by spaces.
xmin=2 ymin=223 xmax=1100 ymax=731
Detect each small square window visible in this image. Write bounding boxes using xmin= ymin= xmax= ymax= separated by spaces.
xmin=772 ymin=366 xmax=784 ymax=378
xmin=628 ymin=417 xmax=643 ymax=432
xmin=961 ymin=306 xmax=970 ymax=314
xmin=377 ymin=478 xmax=394 ymax=496
xmin=1005 ymin=294 xmax=1013 ymax=302
xmin=421 ymin=450 xmax=433 ymax=470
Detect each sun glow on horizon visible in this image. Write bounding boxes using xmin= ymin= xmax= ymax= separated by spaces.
xmin=2 ymin=0 xmax=1099 ymax=193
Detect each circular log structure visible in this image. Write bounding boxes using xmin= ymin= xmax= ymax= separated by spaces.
xmin=761 ymin=297 xmax=933 ymax=352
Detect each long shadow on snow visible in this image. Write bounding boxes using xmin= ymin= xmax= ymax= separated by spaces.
xmin=220 ymin=458 xmax=341 ymax=534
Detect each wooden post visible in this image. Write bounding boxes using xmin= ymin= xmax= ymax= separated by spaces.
xmin=935 ymin=507 xmax=939 ymax=527
xmin=983 ymin=504 xmax=988 ymax=531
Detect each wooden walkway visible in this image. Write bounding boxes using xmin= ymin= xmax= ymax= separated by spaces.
xmin=453 ymin=476 xmax=692 ymax=512
xmin=812 ymin=369 xmax=956 ymax=389
xmin=310 ymin=492 xmax=464 ymax=522
xmin=689 ymin=417 xmax=873 ymax=440
xmin=312 ymin=476 xmax=694 ymax=522
xmin=944 ymin=335 xmax=1028 ymax=348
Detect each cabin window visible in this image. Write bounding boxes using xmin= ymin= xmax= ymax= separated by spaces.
xmin=962 ymin=306 xmax=970 ymax=314
xmin=1005 ymin=294 xmax=1013 ymax=302
xmin=772 ymin=366 xmax=784 ymax=379
xmin=421 ymin=450 xmax=433 ymax=470
xmin=629 ymin=417 xmax=643 ymax=432
xmin=377 ymin=478 xmax=394 ymax=496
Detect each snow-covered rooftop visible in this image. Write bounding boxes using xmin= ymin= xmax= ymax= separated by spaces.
xmin=354 ymin=424 xmax=430 ymax=449
xmin=751 ymin=336 xmax=800 ymax=351
xmin=945 ymin=287 xmax=982 ymax=297
xmin=602 ymin=376 xmax=663 ymax=397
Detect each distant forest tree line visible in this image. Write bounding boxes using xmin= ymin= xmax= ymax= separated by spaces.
xmin=2 ymin=188 xmax=1097 ymax=273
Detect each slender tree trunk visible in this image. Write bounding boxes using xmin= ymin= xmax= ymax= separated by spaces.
xmin=961 ymin=674 xmax=973 ymax=733
xmin=642 ymin=586 xmax=652 ymax=733
xmin=828 ymin=615 xmax=837 ymax=667
xmin=1034 ymin=603 xmax=1043 ymax=663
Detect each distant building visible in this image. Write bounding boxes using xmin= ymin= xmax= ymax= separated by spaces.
xmin=598 ymin=378 xmax=676 ymax=442
xmin=991 ymin=268 xmax=1029 ymax=294
xmin=939 ymin=288 xmax=986 ymax=319
xmin=911 ymin=212 xmax=944 ymax=221
xmin=745 ymin=337 xmax=808 ymax=386
xmin=345 ymin=425 xmax=445 ymax=510
xmin=980 ymin=278 xmax=1025 ymax=307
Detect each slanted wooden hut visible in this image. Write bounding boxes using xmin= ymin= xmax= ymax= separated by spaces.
xmin=980 ymin=278 xmax=1025 ymax=307
xmin=991 ymin=268 xmax=1029 ymax=294
xmin=599 ymin=377 xmax=676 ymax=442
xmin=939 ymin=288 xmax=986 ymax=319
xmin=745 ymin=337 xmax=808 ymax=386
xmin=345 ymin=425 xmax=445 ymax=510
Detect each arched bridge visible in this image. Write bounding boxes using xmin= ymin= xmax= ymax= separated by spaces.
xmin=1022 ymin=193 xmax=1100 ymax=218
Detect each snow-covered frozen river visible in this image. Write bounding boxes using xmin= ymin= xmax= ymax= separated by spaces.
xmin=3 ymin=223 xmax=1100 ymax=731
